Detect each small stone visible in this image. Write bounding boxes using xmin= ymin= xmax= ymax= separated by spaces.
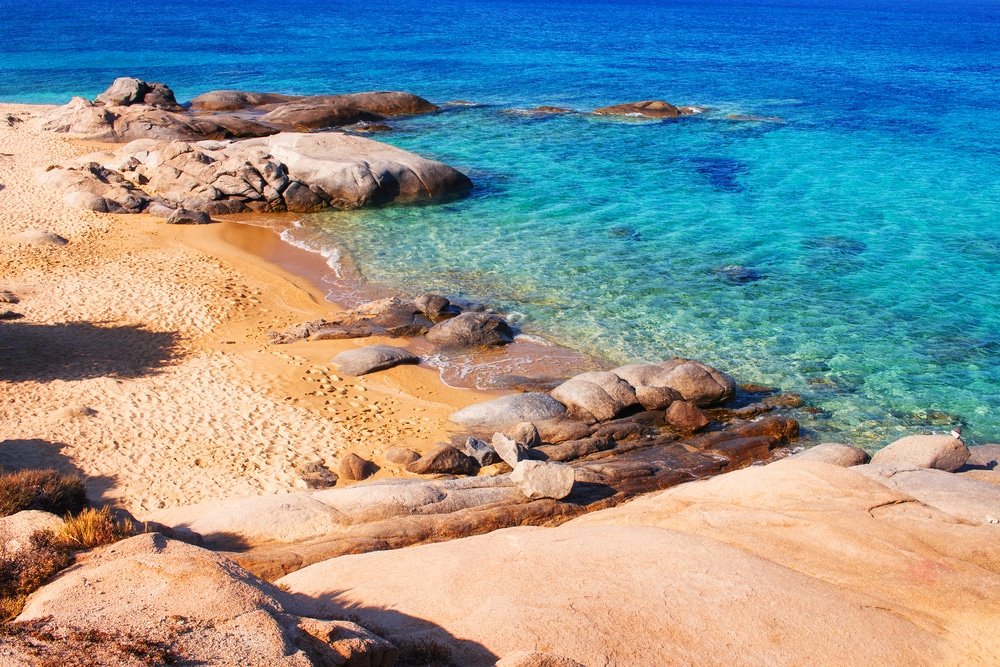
xmin=505 ymin=422 xmax=541 ymax=448
xmin=339 ymin=453 xmax=379 ymax=481
xmin=166 ymin=208 xmax=212 ymax=225
xmin=492 ymin=433 xmax=529 ymax=468
xmin=510 ymin=460 xmax=575 ymax=500
xmin=666 ymin=400 xmax=711 ymax=433
xmin=464 ymin=437 xmax=501 ymax=466
xmin=384 ymin=447 xmax=421 ymax=465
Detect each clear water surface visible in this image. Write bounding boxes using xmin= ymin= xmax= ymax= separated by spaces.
xmin=3 ymin=0 xmax=999 ymax=446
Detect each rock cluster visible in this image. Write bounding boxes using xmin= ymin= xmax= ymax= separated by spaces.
xmin=593 ymin=100 xmax=704 ymax=119
xmin=38 ymin=132 xmax=473 ymax=217
xmin=42 ymin=77 xmax=440 ymax=142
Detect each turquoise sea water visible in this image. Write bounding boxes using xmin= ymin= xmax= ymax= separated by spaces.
xmin=3 ymin=0 xmax=999 ymax=446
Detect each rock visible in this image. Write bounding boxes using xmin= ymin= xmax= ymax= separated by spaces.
xmin=272 ymin=298 xmax=432 ymax=344
xmin=534 ymin=418 xmax=593 ymax=444
xmin=450 ymin=393 xmax=567 ymax=432
xmin=405 ymin=445 xmax=478 ymax=476
xmin=278 ymin=459 xmax=1000 ymax=666
xmin=295 ymin=461 xmax=339 ymax=489
xmin=383 ymin=447 xmax=421 ymax=466
xmin=789 ymin=443 xmax=870 ymax=467
xmin=257 ymin=92 xmax=437 ymax=131
xmin=665 ymin=400 xmax=710 ymax=433
xmin=510 ymin=461 xmax=575 ymax=500
xmin=960 ymin=444 xmax=1000 ymax=471
xmin=854 ymin=464 xmax=1000 ymax=524
xmin=463 ymin=437 xmax=501 ymax=467
xmin=413 ymin=293 xmax=456 ymax=320
xmin=41 ymin=132 xmax=471 ymax=215
xmin=497 ymin=652 xmax=586 ymax=667
xmin=425 ymin=311 xmax=514 ymax=348
xmin=550 ymin=371 xmax=640 ymax=423
xmin=492 ymin=433 xmax=529 ymax=468
xmin=716 ymin=264 xmax=764 ymax=285
xmin=165 ymin=207 xmax=212 ymax=224
xmin=504 ymin=422 xmax=541 ymax=448
xmin=656 ymin=359 xmax=736 ymax=407
xmin=0 ymin=290 xmax=19 ymax=304
xmin=870 ymin=434 xmax=970 ymax=472
xmin=94 ymin=77 xmax=180 ymax=109
xmin=189 ymin=90 xmax=298 ymax=111
xmin=593 ymin=100 xmax=697 ymax=119
xmin=339 ymin=454 xmax=379 ymax=482
xmin=12 ymin=229 xmax=69 ymax=246
xmin=0 ymin=510 xmax=65 ymax=555
xmin=14 ymin=533 xmax=398 ymax=666
xmin=331 ymin=345 xmax=419 ymax=376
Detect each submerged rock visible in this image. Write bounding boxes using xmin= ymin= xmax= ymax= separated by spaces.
xmin=425 ymin=311 xmax=514 ymax=348
xmin=593 ymin=100 xmax=699 ymax=119
xmin=715 ymin=264 xmax=764 ymax=284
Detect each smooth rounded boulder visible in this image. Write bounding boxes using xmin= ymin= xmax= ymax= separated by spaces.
xmin=665 ymin=400 xmax=710 ymax=433
xmin=425 ymin=311 xmax=514 ymax=348
xmin=789 ymin=443 xmax=870 ymax=467
xmin=550 ymin=371 xmax=639 ymax=424
xmin=510 ymin=460 xmax=575 ymax=500
xmin=870 ymin=434 xmax=970 ymax=472
xmin=406 ymin=445 xmax=478 ymax=476
xmin=450 ymin=393 xmax=567 ymax=432
xmin=331 ymin=345 xmax=419 ymax=376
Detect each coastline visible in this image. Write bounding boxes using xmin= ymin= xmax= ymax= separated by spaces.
xmin=0 ymin=102 xmax=498 ymax=515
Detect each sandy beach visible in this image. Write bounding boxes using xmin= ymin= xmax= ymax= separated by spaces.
xmin=0 ymin=103 xmax=490 ymax=515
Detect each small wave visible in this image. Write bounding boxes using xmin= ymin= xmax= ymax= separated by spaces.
xmin=278 ymin=228 xmax=343 ymax=277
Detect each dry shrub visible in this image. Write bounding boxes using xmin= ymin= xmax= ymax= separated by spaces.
xmin=0 ymin=530 xmax=74 ymax=621
xmin=0 ymin=617 xmax=180 ymax=665
xmin=57 ymin=507 xmax=135 ymax=550
xmin=0 ymin=469 xmax=87 ymax=518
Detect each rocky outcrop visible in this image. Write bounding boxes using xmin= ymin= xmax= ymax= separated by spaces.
xmin=870 ymin=434 xmax=970 ymax=471
xmin=41 ymin=134 xmax=472 ymax=217
xmin=276 ymin=459 xmax=1000 ymax=666
xmin=42 ymin=78 xmax=440 ymax=142
xmin=271 ymin=297 xmax=433 ymax=343
xmin=854 ymin=464 xmax=1000 ymax=524
xmin=788 ymin=442 xmax=870 ymax=467
xmin=12 ymin=533 xmax=397 ymax=666
xmin=593 ymin=100 xmax=703 ymax=119
xmin=450 ymin=393 xmax=567 ymax=432
xmin=331 ymin=345 xmax=419 ymax=376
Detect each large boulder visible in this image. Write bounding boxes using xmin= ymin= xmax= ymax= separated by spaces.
xmin=550 ymin=371 xmax=639 ymax=424
xmin=789 ymin=443 xmax=870 ymax=467
xmin=613 ymin=359 xmax=735 ymax=408
xmin=450 ymin=393 xmax=567 ymax=432
xmin=425 ymin=311 xmax=514 ymax=348
xmin=40 ymin=134 xmax=473 ymax=217
xmin=405 ymin=445 xmax=478 ymax=476
xmin=94 ymin=76 xmax=180 ymax=109
xmin=14 ymin=533 xmax=397 ymax=666
xmin=870 ymin=434 xmax=970 ymax=472
xmin=259 ymin=92 xmax=438 ymax=131
xmin=510 ymin=461 xmax=575 ymax=500
xmin=331 ymin=345 xmax=419 ymax=376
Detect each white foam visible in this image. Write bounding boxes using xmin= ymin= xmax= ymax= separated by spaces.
xmin=279 ymin=228 xmax=343 ymax=277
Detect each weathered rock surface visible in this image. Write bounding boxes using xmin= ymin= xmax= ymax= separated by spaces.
xmin=497 ymin=652 xmax=585 ymax=667
xmin=338 ymin=453 xmax=378 ymax=482
xmin=331 ymin=345 xmax=419 ymax=376
xmin=463 ymin=437 xmax=501 ymax=467
xmin=166 ymin=207 xmax=212 ymax=224
xmin=13 ymin=533 xmax=396 ymax=666
xmin=550 ymin=371 xmax=639 ymax=423
xmin=277 ymin=459 xmax=1000 ymax=666
xmin=853 ymin=464 xmax=1000 ymax=524
xmin=504 ymin=421 xmax=541 ymax=448
xmin=271 ymin=298 xmax=433 ymax=344
xmin=870 ymin=434 xmax=970 ymax=472
xmin=425 ymin=311 xmax=514 ymax=348
xmin=40 ymin=133 xmax=473 ymax=217
xmin=0 ymin=510 xmax=65 ymax=555
xmin=450 ymin=392 xmax=567 ymax=432
xmin=510 ymin=461 xmax=575 ymax=500
xmin=593 ymin=100 xmax=700 ymax=119
xmin=43 ymin=78 xmax=440 ymax=142
xmin=405 ymin=445 xmax=478 ymax=476
xmin=789 ymin=442 xmax=870 ymax=467
xmin=491 ymin=433 xmax=530 ymax=468
xmin=383 ymin=446 xmax=421 ymax=466
xmin=665 ymin=400 xmax=710 ymax=432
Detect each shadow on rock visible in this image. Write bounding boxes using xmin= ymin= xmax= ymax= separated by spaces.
xmin=0 ymin=321 xmax=180 ymax=382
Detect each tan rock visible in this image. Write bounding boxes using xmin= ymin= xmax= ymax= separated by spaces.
xmin=510 ymin=461 xmax=575 ymax=500
xmin=871 ymin=434 xmax=970 ymax=471
xmin=665 ymin=400 xmax=710 ymax=432
xmin=339 ymin=453 xmax=378 ymax=482
xmin=0 ymin=510 xmax=65 ymax=555
xmin=787 ymin=442 xmax=870 ymax=467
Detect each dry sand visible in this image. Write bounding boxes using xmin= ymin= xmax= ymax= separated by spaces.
xmin=0 ymin=103 xmax=492 ymax=515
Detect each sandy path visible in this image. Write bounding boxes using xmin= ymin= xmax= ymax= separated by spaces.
xmin=0 ymin=104 xmax=487 ymax=514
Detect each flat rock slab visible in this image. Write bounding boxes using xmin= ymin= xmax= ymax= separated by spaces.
xmin=331 ymin=345 xmax=418 ymax=376
xmin=450 ymin=392 xmax=567 ymax=432
xmin=854 ymin=464 xmax=1000 ymax=524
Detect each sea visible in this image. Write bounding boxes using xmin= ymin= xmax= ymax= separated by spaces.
xmin=2 ymin=0 xmax=999 ymax=447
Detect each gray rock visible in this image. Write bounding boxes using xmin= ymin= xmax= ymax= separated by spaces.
xmin=296 ymin=461 xmax=339 ymax=489
xmin=425 ymin=311 xmax=514 ymax=348
xmin=406 ymin=445 xmax=478 ymax=476
xmin=665 ymin=400 xmax=711 ymax=433
xmin=0 ymin=291 xmax=20 ymax=304
xmin=450 ymin=392 xmax=567 ymax=432
xmin=331 ymin=345 xmax=419 ymax=376
xmin=790 ymin=443 xmax=870 ymax=467
xmin=94 ymin=77 xmax=180 ymax=109
xmin=413 ymin=293 xmax=456 ymax=320
xmin=464 ymin=437 xmax=501 ymax=467
xmin=550 ymin=371 xmax=639 ymax=423
xmin=492 ymin=433 xmax=529 ymax=468
xmin=511 ymin=460 xmax=575 ymax=500
xmin=12 ymin=229 xmax=69 ymax=246
xmin=166 ymin=208 xmax=212 ymax=225
xmin=505 ymin=422 xmax=541 ymax=448
xmin=871 ymin=434 xmax=970 ymax=472
xmin=339 ymin=453 xmax=379 ymax=482
xmin=383 ymin=447 xmax=421 ymax=465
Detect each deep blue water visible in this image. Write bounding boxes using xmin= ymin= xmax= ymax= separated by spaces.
xmin=3 ymin=0 xmax=999 ymax=446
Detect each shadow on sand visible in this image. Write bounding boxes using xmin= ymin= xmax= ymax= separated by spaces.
xmin=0 ymin=438 xmax=117 ymax=505
xmin=0 ymin=320 xmax=180 ymax=382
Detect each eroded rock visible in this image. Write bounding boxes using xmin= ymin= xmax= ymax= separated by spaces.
xmin=425 ymin=311 xmax=514 ymax=348
xmin=331 ymin=345 xmax=419 ymax=376
xmin=510 ymin=460 xmax=575 ymax=500
xmin=871 ymin=434 xmax=970 ymax=472
xmin=450 ymin=393 xmax=567 ymax=432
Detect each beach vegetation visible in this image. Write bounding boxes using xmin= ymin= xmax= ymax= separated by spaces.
xmin=0 ymin=469 xmax=87 ymax=518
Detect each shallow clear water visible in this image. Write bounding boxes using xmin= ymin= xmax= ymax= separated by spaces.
xmin=3 ymin=0 xmax=999 ymax=445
